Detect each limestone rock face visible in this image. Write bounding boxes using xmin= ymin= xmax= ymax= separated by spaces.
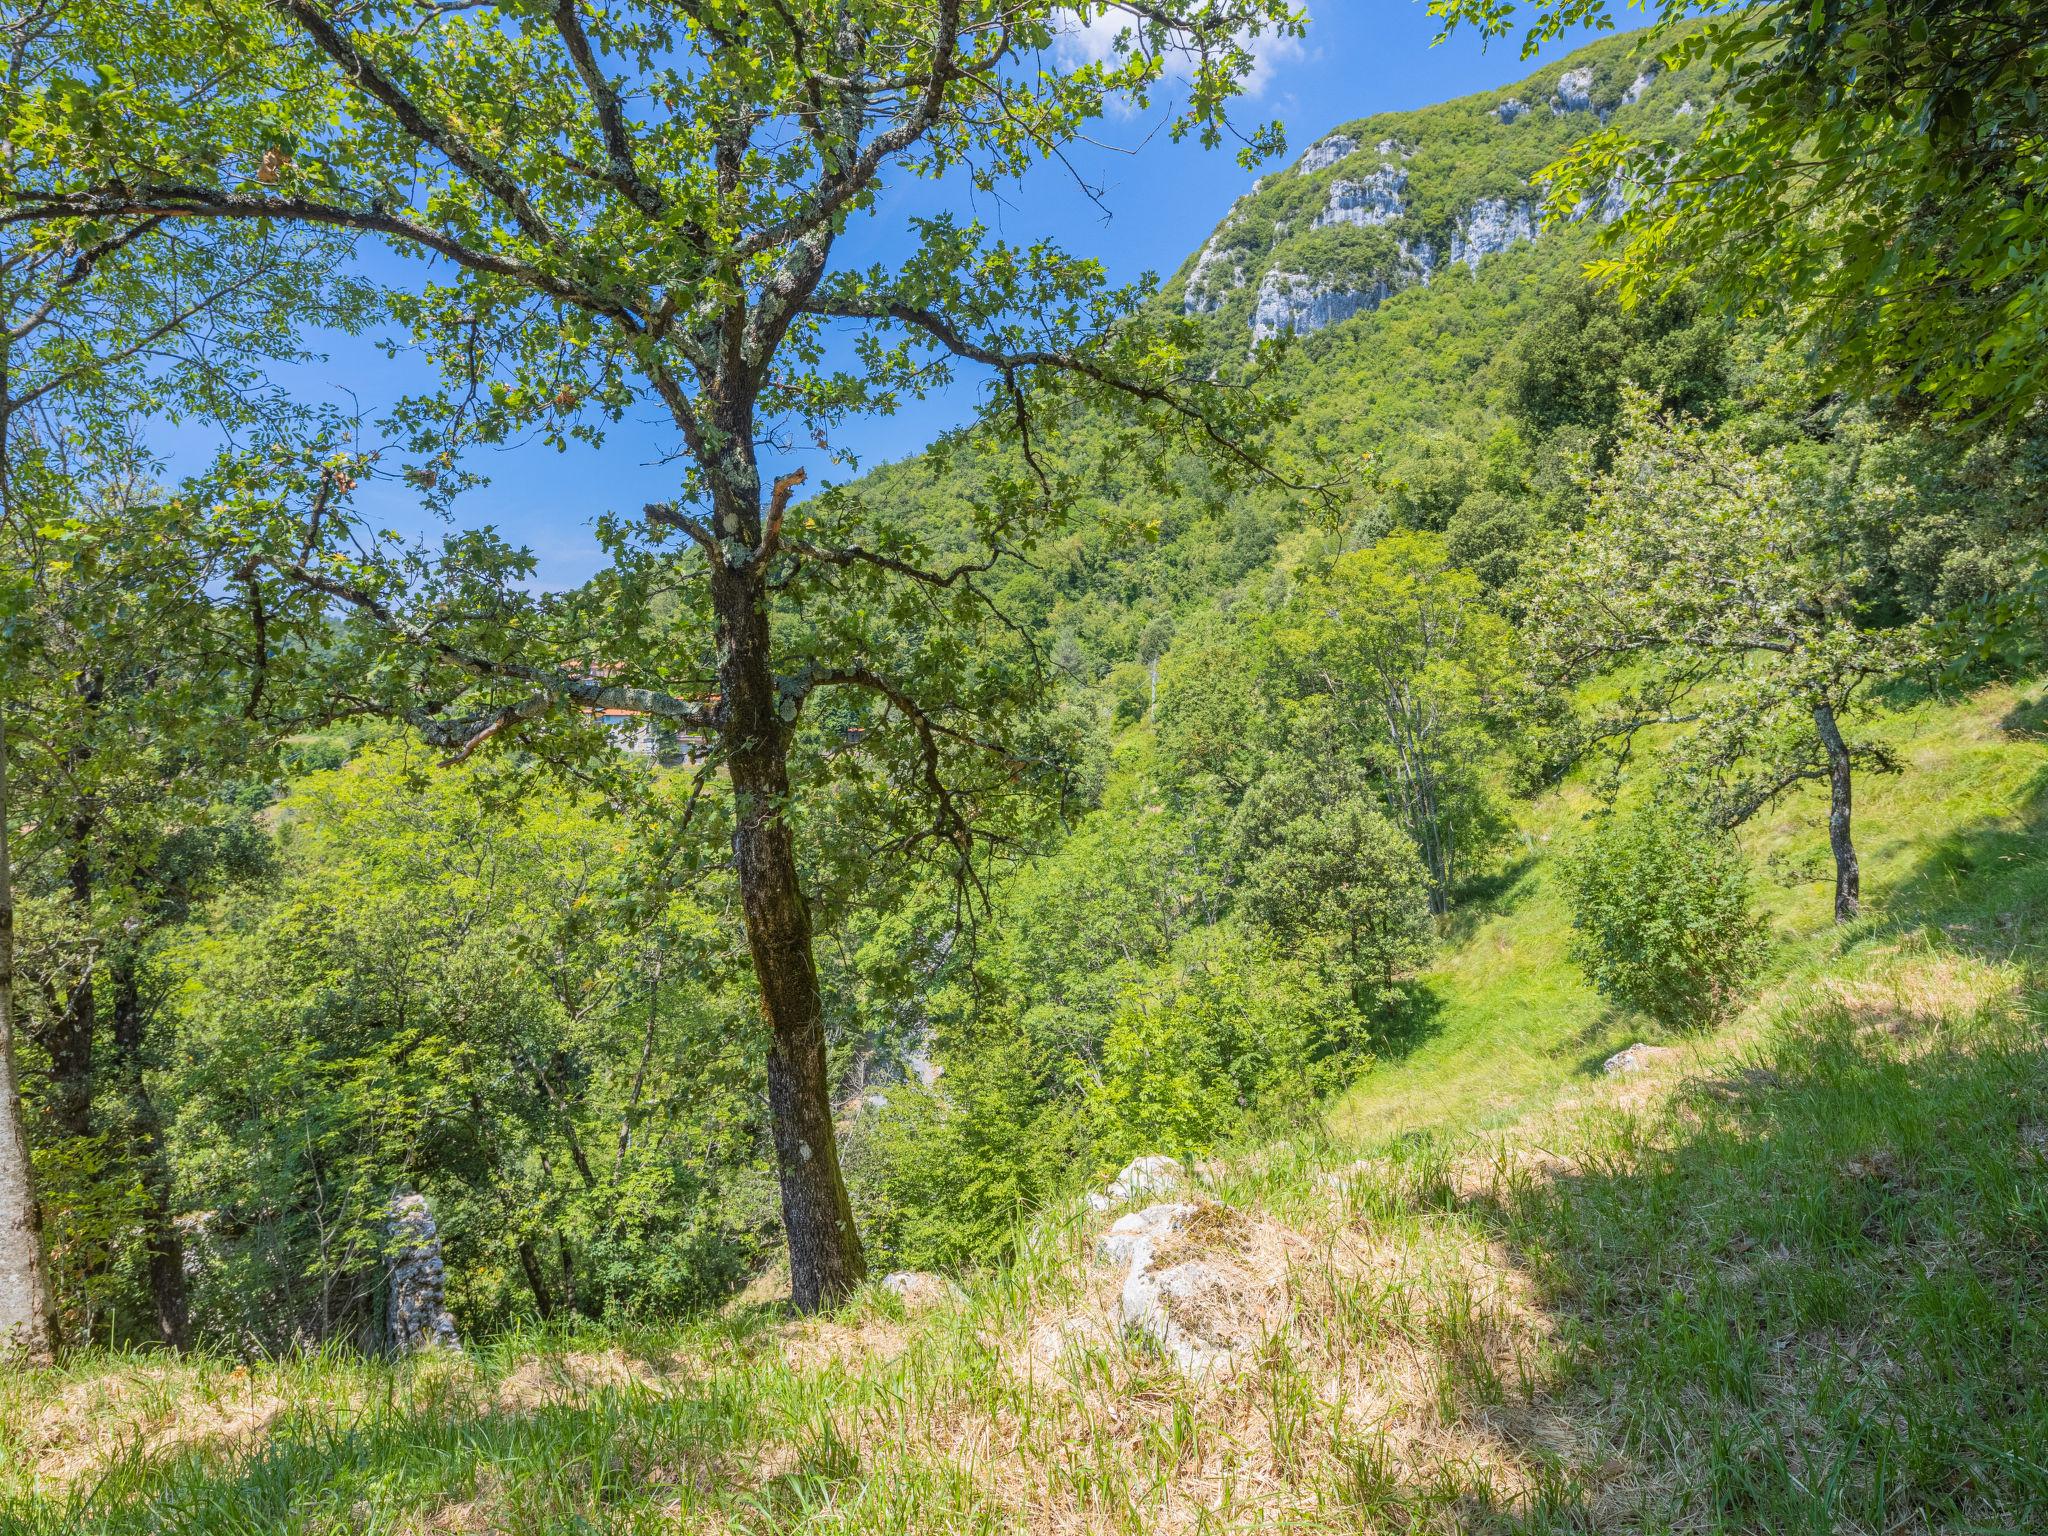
xmin=1622 ymin=68 xmax=1656 ymax=106
xmin=1250 ymin=270 xmax=1391 ymax=342
xmin=385 ymin=1191 xmax=460 ymax=1356
xmin=1296 ymin=134 xmax=1357 ymax=175
xmin=1496 ymin=99 xmax=1527 ymax=123
xmin=1552 ymin=66 xmax=1595 ymax=114
xmin=1448 ymin=199 xmax=1537 ymax=271
xmin=1314 ymin=166 xmax=1408 ymax=229
xmin=1183 ymin=231 xmax=1245 ymax=315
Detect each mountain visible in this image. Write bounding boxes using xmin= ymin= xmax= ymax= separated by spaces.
xmin=1169 ymin=30 xmax=1704 ymax=347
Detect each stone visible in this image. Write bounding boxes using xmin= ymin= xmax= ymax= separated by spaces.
xmin=1296 ymin=134 xmax=1357 ymax=175
xmin=1249 ymin=270 xmax=1391 ymax=342
xmin=1103 ymin=1154 xmax=1186 ymax=1203
xmin=1496 ymin=99 xmax=1527 ymax=123
xmin=1447 ymin=198 xmax=1537 ymax=271
xmin=1096 ymin=1202 xmax=1195 ymax=1268
xmin=1119 ymin=1259 xmax=1244 ymax=1380
xmin=386 ymin=1191 xmax=460 ymax=1356
xmin=1313 ymin=166 xmax=1408 ymax=230
xmin=1675 ymin=100 xmax=1696 ymax=116
xmin=1552 ymin=66 xmax=1595 ymax=114
xmin=880 ymin=1270 xmax=964 ymax=1312
xmin=1603 ymin=1043 xmax=1679 ymax=1076
xmin=1621 ymin=68 xmax=1657 ymax=106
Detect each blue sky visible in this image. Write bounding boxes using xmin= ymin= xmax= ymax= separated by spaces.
xmin=227 ymin=3 xmax=1605 ymax=589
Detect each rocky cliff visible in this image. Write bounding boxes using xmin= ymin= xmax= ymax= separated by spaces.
xmin=1168 ymin=33 xmax=1706 ymax=346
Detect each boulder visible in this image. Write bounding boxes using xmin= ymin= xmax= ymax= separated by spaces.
xmin=1496 ymin=99 xmax=1527 ymax=123
xmin=1103 ymin=1154 xmax=1186 ymax=1203
xmin=1603 ymin=1042 xmax=1679 ymax=1076
xmin=1096 ymin=1202 xmax=1195 ymax=1268
xmin=1119 ymin=1258 xmax=1250 ymax=1380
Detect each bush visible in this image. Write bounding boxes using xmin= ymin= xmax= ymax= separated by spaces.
xmin=1566 ymin=801 xmax=1769 ymax=1030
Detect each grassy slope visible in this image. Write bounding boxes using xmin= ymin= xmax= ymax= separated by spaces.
xmin=5 ymin=681 xmax=2043 ymax=1534
xmin=1331 ymin=680 xmax=2048 ymax=1144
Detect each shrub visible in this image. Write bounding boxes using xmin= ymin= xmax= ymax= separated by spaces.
xmin=1566 ymin=801 xmax=1769 ymax=1029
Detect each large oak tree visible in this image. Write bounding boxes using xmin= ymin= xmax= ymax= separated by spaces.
xmin=7 ymin=0 xmax=1304 ymax=1309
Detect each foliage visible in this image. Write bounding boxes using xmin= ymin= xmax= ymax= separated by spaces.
xmin=165 ymin=745 xmax=769 ymax=1344
xmin=1520 ymin=389 xmax=1933 ymax=917
xmin=1436 ymin=0 xmax=2048 ymax=424
xmin=1565 ymin=798 xmax=1768 ymax=1029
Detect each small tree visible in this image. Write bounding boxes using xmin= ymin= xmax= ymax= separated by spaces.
xmin=1523 ymin=391 xmax=1930 ymax=922
xmin=1264 ymin=532 xmax=1519 ymax=911
xmin=1566 ymin=799 xmax=1768 ymax=1031
xmin=1234 ymin=789 xmax=1435 ymax=1006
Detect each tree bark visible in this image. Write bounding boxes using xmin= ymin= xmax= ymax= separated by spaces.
xmin=710 ymin=555 xmax=866 ymax=1313
xmin=0 ymin=710 xmax=58 ymax=1362
xmin=1812 ymin=699 xmax=1860 ymax=922
xmin=110 ymin=952 xmax=189 ymax=1350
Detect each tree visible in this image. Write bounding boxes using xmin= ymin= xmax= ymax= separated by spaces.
xmin=1233 ymin=785 xmax=1435 ymax=1005
xmin=0 ymin=0 xmax=360 ymax=1348
xmin=1434 ymin=0 xmax=2048 ymax=423
xmin=1522 ymin=390 xmax=1931 ymax=923
xmin=9 ymin=0 xmax=1302 ymax=1309
xmin=0 ymin=682 xmax=57 ymax=1362
xmin=1263 ymin=531 xmax=1518 ymax=911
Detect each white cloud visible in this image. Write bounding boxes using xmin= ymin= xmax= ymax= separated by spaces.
xmin=1052 ymin=6 xmax=1306 ymax=102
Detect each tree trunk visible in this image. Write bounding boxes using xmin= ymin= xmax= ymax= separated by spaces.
xmin=46 ymin=671 xmax=104 ymax=1146
xmin=710 ymin=556 xmax=866 ymax=1313
xmin=0 ymin=711 xmax=57 ymax=1362
xmin=110 ymin=952 xmax=189 ymax=1350
xmin=1812 ymin=699 xmax=1860 ymax=922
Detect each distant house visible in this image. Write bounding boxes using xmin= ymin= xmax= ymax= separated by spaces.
xmin=572 ymin=663 xmax=713 ymax=765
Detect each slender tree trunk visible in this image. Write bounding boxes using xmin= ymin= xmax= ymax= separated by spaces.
xmin=1812 ymin=699 xmax=1860 ymax=922
xmin=45 ymin=668 xmax=104 ymax=1148
xmin=0 ymin=711 xmax=57 ymax=1362
xmin=110 ymin=952 xmax=189 ymax=1349
xmin=710 ymin=555 xmax=866 ymax=1313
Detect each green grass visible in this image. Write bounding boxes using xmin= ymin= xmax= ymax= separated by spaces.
xmin=1330 ymin=680 xmax=2048 ymax=1143
xmin=6 ymin=682 xmax=2046 ymax=1533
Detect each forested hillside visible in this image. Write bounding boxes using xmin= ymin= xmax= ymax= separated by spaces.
xmin=4 ymin=0 xmax=2047 ymax=1528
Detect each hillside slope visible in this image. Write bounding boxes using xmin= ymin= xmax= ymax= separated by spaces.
xmin=9 ymin=679 xmax=2043 ymax=1533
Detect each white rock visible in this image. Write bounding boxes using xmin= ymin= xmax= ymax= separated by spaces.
xmin=1496 ymin=99 xmax=1527 ymax=123
xmin=1103 ymin=1154 xmax=1186 ymax=1203
xmin=1297 ymin=134 xmax=1357 ymax=175
xmin=1675 ymin=99 xmax=1695 ymax=117
xmin=1249 ymin=269 xmax=1392 ymax=342
xmin=1096 ymin=1201 xmax=1196 ymax=1268
xmin=1603 ymin=1042 xmax=1678 ymax=1076
xmin=1375 ymin=138 xmax=1407 ymax=157
xmin=880 ymin=1270 xmax=964 ymax=1311
xmin=1552 ymin=66 xmax=1596 ymax=114
xmin=1621 ymin=68 xmax=1657 ymax=106
xmin=1120 ymin=1259 xmax=1242 ymax=1380
xmin=1447 ymin=198 xmax=1537 ymax=271
xmin=1083 ymin=1191 xmax=1114 ymax=1213
xmin=1313 ymin=166 xmax=1408 ymax=229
